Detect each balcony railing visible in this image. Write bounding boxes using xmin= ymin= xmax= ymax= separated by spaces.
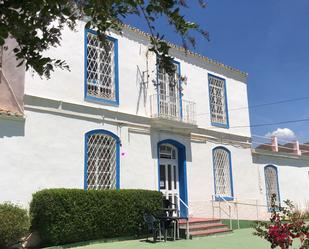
xmin=150 ymin=94 xmax=196 ymax=125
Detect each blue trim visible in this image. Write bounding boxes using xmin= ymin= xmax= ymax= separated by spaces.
xmin=157 ymin=139 xmax=188 ymax=218
xmin=264 ymin=165 xmax=281 ymax=211
xmin=212 ymin=146 xmax=234 ymax=201
xmin=156 ymin=58 xmax=182 ymax=119
xmin=84 ymin=28 xmax=119 ymax=106
xmin=84 ymin=129 xmax=120 ymax=190
xmin=208 ymin=73 xmax=230 ymax=129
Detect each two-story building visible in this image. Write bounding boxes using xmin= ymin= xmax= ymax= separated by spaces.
xmin=1 ymin=22 xmax=308 ymax=228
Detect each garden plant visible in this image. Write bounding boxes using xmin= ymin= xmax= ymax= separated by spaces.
xmin=0 ymin=203 xmax=30 ymax=249
xmin=254 ymin=194 xmax=309 ymax=249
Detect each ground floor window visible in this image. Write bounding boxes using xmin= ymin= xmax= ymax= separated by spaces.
xmin=213 ymin=147 xmax=233 ymax=200
xmin=264 ymin=165 xmax=280 ymax=208
xmin=85 ymin=130 xmax=119 ymax=190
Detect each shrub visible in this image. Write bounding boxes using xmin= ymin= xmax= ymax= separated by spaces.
xmin=254 ymin=194 xmax=309 ymax=249
xmin=0 ymin=203 xmax=30 ymax=249
xmin=30 ymin=189 xmax=162 ymax=246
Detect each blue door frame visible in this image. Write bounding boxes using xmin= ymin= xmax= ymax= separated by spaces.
xmin=157 ymin=139 xmax=188 ymax=217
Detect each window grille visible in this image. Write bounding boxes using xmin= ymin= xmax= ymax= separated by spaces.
xmin=86 ymin=133 xmax=117 ymax=190
xmin=157 ymin=63 xmax=180 ymax=119
xmin=160 ymin=144 xmax=177 ymax=159
xmin=208 ymin=75 xmax=228 ymax=126
xmin=86 ymin=31 xmax=116 ymax=101
xmin=264 ymin=166 xmax=280 ymax=207
xmin=213 ymin=148 xmax=232 ymax=197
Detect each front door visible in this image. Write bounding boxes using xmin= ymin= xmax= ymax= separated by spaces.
xmin=159 ymin=144 xmax=180 ymax=212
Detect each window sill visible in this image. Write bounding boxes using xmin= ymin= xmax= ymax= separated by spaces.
xmin=84 ymin=95 xmax=119 ymax=107
xmin=211 ymin=122 xmax=229 ymax=129
xmin=214 ymin=196 xmax=234 ymax=202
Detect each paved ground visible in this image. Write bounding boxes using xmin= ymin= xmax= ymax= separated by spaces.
xmin=47 ymin=229 xmax=272 ymax=249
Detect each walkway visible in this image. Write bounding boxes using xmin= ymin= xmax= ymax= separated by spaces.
xmin=47 ymin=228 xmax=271 ymax=249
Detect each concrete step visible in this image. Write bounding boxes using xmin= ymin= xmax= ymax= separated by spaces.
xmin=188 ymin=223 xmax=227 ymax=232
xmin=179 ymin=217 xmax=232 ymax=238
xmin=179 ymin=218 xmax=222 ymax=228
xmin=190 ymin=227 xmax=232 ymax=237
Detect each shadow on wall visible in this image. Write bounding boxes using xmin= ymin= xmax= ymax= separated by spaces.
xmin=252 ymin=154 xmax=309 ymax=168
xmin=0 ymin=118 xmax=25 ymax=138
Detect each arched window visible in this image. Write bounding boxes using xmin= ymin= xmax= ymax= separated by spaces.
xmin=85 ymin=130 xmax=120 ymax=190
xmin=264 ymin=165 xmax=280 ymax=207
xmin=213 ymin=147 xmax=233 ymax=200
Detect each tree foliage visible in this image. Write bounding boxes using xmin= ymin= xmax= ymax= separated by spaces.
xmin=0 ymin=0 xmax=209 ymax=78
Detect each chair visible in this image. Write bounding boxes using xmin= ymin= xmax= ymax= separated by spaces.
xmin=143 ymin=213 xmax=160 ymax=242
xmin=163 ymin=199 xmax=179 ymax=217
xmin=161 ymin=199 xmax=180 ymax=240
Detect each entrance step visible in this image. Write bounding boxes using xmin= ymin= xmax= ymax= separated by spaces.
xmin=179 ymin=217 xmax=231 ymax=238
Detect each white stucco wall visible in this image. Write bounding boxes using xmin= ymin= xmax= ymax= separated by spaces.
xmin=24 ymin=21 xmax=250 ymax=138
xmin=0 ymin=108 xmax=258 ymax=220
xmin=1 ymin=107 xmax=308 ymax=221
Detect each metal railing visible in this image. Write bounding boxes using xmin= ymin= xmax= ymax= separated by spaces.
xmin=178 ymin=196 xmax=190 ymax=240
xmin=149 ymin=94 xmax=196 ymax=125
xmin=211 ymin=196 xmax=270 ymax=230
xmin=212 ymin=195 xmax=234 ymax=230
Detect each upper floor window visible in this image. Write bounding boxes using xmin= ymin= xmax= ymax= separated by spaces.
xmin=85 ymin=130 xmax=120 ymax=190
xmin=213 ymin=147 xmax=233 ymax=200
xmin=85 ymin=29 xmax=119 ymax=105
xmin=264 ymin=165 xmax=280 ymax=208
xmin=157 ymin=61 xmax=181 ymax=119
xmin=208 ymin=74 xmax=229 ymax=128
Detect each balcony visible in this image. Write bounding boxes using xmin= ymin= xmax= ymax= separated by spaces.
xmin=149 ymin=94 xmax=196 ymax=127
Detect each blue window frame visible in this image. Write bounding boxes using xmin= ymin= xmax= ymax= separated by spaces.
xmin=264 ymin=165 xmax=280 ymax=209
xmin=84 ymin=29 xmax=119 ymax=105
xmin=212 ymin=146 xmax=234 ymax=201
xmin=84 ymin=129 xmax=120 ymax=190
xmin=208 ymin=74 xmax=229 ymax=128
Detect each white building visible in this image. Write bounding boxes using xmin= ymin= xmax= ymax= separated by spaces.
xmin=1 ymin=22 xmax=308 ymax=226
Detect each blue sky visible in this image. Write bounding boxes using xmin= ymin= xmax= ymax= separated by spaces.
xmin=124 ymin=0 xmax=309 ymax=143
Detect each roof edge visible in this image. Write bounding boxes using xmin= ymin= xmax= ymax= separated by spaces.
xmin=121 ymin=24 xmax=248 ymax=78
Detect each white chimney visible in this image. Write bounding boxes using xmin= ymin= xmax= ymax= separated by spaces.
xmin=293 ymin=140 xmax=301 ymax=156
xmin=271 ymin=136 xmax=278 ymax=152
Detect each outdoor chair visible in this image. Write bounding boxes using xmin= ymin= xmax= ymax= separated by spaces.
xmin=143 ymin=213 xmax=161 ymax=242
xmin=162 ymin=199 xmax=179 ymax=217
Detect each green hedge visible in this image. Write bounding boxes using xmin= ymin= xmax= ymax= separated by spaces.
xmin=30 ymin=189 xmax=162 ymax=246
xmin=0 ymin=203 xmax=30 ymax=249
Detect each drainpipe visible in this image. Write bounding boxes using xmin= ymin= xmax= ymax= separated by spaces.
xmin=271 ymin=136 xmax=278 ymax=152
xmin=293 ymin=140 xmax=301 ymax=156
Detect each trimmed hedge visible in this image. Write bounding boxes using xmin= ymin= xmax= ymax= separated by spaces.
xmin=0 ymin=203 xmax=30 ymax=249
xmin=30 ymin=189 xmax=162 ymax=246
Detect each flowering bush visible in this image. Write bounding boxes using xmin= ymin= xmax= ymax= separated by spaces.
xmin=254 ymin=194 xmax=309 ymax=249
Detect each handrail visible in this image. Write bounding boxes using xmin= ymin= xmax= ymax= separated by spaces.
xmin=179 ymin=197 xmax=189 ymax=210
xmin=178 ymin=196 xmax=190 ymax=239
xmin=212 ymin=195 xmax=233 ymax=230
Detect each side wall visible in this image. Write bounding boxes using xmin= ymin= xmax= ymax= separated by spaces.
xmin=0 ymin=38 xmax=25 ymax=114
xmin=253 ymin=154 xmax=309 ymax=212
